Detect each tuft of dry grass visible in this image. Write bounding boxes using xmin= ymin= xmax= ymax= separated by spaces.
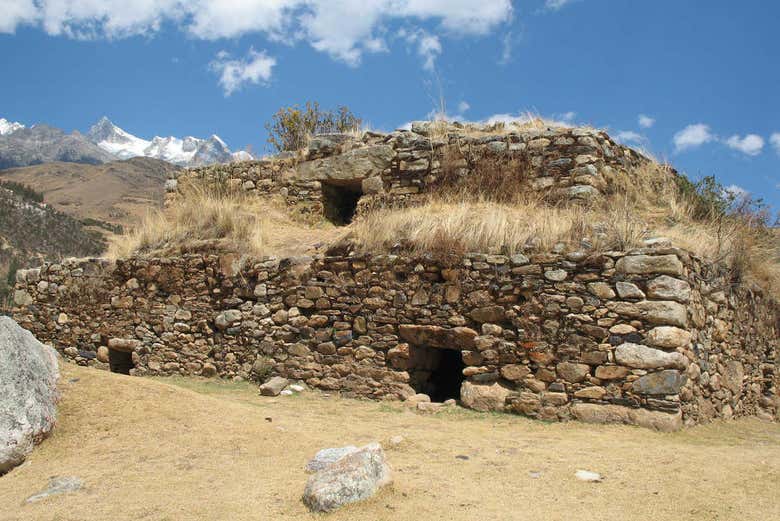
xmin=107 ymin=183 xmax=339 ymax=260
xmin=344 ymin=197 xmax=639 ymax=256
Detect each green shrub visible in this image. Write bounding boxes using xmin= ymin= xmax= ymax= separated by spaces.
xmin=264 ymin=102 xmax=361 ymax=152
xmin=0 ymin=180 xmax=43 ymax=203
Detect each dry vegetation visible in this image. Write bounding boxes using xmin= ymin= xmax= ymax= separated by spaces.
xmin=111 ymin=147 xmax=780 ymax=296
xmin=107 ymin=183 xmax=340 ymax=260
xmin=2 ymin=364 xmax=779 ymax=521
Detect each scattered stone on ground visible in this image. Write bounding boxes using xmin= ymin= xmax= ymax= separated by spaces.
xmin=575 ymin=470 xmax=603 ymax=482
xmin=25 ymin=476 xmax=83 ymax=503
xmin=259 ymin=376 xmax=289 ymax=397
xmin=404 ymin=393 xmax=431 ymax=407
xmin=303 ymin=443 xmax=392 ymax=512
xmin=529 ymin=471 xmax=542 ymax=479
xmin=388 ymin=435 xmax=405 ymax=448
xmin=0 ymin=317 xmax=60 ymax=475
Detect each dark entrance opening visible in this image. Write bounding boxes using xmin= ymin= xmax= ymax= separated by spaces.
xmin=407 ymin=344 xmax=465 ymax=402
xmin=108 ymin=348 xmax=134 ymax=375
xmin=322 ymin=182 xmax=362 ymax=225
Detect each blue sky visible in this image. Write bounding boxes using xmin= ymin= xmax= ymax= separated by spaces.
xmin=1 ymin=0 xmax=779 ymax=211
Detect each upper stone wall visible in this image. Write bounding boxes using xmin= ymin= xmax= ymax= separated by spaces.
xmin=173 ymin=123 xmax=649 ymax=222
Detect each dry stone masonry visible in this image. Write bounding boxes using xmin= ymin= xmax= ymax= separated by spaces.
xmin=10 ymin=123 xmax=779 ymax=430
xmin=13 ymin=246 xmax=779 ymax=430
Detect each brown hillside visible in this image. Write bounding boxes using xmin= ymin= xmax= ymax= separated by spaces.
xmin=0 ymin=157 xmax=178 ymax=231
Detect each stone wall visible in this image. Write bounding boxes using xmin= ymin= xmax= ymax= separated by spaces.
xmin=13 ymin=247 xmax=778 ymax=430
xmin=173 ymin=123 xmax=648 ymax=223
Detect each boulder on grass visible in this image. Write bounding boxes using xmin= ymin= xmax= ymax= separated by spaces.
xmin=0 ymin=317 xmax=60 ymax=475
xmin=303 ymin=442 xmax=392 ymax=512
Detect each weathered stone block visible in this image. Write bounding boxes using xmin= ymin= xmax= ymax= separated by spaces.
xmin=615 ymin=254 xmax=683 ymax=276
xmin=614 ymin=343 xmax=687 ymax=370
xmin=631 ymin=370 xmax=687 ymax=395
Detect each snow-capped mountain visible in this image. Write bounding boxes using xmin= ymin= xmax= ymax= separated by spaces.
xmin=87 ymin=117 xmax=251 ymax=167
xmin=0 ymin=118 xmax=24 ymax=135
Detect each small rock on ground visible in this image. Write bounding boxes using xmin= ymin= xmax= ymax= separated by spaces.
xmin=259 ymin=376 xmax=289 ymax=396
xmin=25 ymin=477 xmax=83 ymax=503
xmin=575 ymin=470 xmax=603 ymax=482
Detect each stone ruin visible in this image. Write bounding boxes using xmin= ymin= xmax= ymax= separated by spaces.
xmin=11 ymin=122 xmax=780 ymax=430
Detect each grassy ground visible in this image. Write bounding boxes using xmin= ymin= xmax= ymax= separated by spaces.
xmin=2 ymin=364 xmax=779 ymax=521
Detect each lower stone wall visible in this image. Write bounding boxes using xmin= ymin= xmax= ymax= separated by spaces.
xmin=12 ymin=248 xmax=779 ymax=430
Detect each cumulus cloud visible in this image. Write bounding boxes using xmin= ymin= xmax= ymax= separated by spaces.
xmin=725 ymin=134 xmax=764 ymax=156
xmin=673 ymin=123 xmax=715 ymax=152
xmin=457 ymin=101 xmax=470 ymax=114
xmin=770 ymin=133 xmax=780 ymax=155
xmin=210 ymin=48 xmax=276 ymax=96
xmin=1 ymin=1 xmax=512 ymax=66
xmin=0 ymin=0 xmax=37 ymax=33
xmin=638 ymin=114 xmax=655 ymax=129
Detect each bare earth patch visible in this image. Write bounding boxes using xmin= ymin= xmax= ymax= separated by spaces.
xmin=1 ymin=364 xmax=778 ymax=520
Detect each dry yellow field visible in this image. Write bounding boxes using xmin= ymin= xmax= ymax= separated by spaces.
xmin=2 ymin=364 xmax=779 ymax=521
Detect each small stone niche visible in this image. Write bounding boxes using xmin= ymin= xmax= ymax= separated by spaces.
xmin=321 ymin=181 xmax=363 ymax=225
xmin=407 ymin=344 xmax=465 ymax=402
xmin=108 ymin=348 xmax=134 ymax=375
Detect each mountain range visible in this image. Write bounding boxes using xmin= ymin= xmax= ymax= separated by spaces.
xmin=0 ymin=116 xmax=252 ymax=169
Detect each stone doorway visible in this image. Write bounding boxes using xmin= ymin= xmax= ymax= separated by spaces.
xmin=322 ymin=181 xmax=362 ymax=225
xmin=108 ymin=348 xmax=134 ymax=375
xmin=407 ymin=344 xmax=465 ymax=402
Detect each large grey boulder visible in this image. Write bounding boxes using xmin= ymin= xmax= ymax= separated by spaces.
xmin=303 ymin=443 xmax=392 ymax=512
xmin=0 ymin=317 xmax=60 ymax=475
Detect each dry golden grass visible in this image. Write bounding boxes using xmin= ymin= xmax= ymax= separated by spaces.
xmin=2 ymin=364 xmax=779 ymax=521
xmin=107 ymin=184 xmax=340 ymax=260
xmin=345 ymin=160 xmax=780 ymax=295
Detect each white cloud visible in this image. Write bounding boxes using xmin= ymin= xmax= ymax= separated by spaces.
xmin=417 ymin=33 xmax=442 ymax=71
xmin=2 ymin=1 xmax=512 ymax=67
xmin=210 ymin=48 xmax=276 ymax=96
xmin=499 ymin=31 xmax=514 ymax=64
xmin=615 ymin=130 xmax=645 ymax=144
xmin=724 ymin=184 xmax=749 ymax=200
xmin=725 ymin=134 xmax=764 ymax=156
xmin=545 ymin=0 xmax=574 ymax=11
xmin=0 ymin=0 xmax=37 ymax=33
xmin=673 ymin=123 xmax=715 ymax=152
xmin=769 ymin=133 xmax=780 ymax=155
xmin=638 ymin=114 xmax=655 ymax=129
xmin=558 ymin=111 xmax=576 ymax=123
xmin=457 ymin=101 xmax=470 ymax=114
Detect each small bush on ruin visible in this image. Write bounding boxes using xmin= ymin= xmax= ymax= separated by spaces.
xmin=264 ymin=102 xmax=362 ymax=152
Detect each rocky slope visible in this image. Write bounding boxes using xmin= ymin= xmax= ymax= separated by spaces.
xmin=0 ymin=125 xmax=116 ymax=169
xmin=0 ymin=184 xmax=105 ymax=306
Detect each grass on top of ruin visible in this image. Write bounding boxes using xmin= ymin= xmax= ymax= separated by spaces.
xmin=110 ymin=157 xmax=780 ymax=297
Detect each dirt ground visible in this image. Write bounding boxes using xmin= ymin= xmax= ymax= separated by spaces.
xmin=2 ymin=364 xmax=779 ymax=521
